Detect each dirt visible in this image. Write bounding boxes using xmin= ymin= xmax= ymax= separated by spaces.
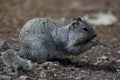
xmin=0 ymin=0 xmax=120 ymax=80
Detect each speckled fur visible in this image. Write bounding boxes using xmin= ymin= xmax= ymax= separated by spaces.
xmin=19 ymin=17 xmax=97 ymax=63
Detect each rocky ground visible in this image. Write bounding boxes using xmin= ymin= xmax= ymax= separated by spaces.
xmin=0 ymin=0 xmax=120 ymax=80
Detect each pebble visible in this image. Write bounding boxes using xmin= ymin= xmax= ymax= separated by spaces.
xmin=76 ymin=75 xmax=90 ymax=80
xmin=116 ymin=59 xmax=120 ymax=63
xmin=41 ymin=61 xmax=59 ymax=70
xmin=76 ymin=76 xmax=82 ymax=80
xmin=42 ymin=61 xmax=54 ymax=69
xmin=94 ymin=62 xmax=98 ymax=65
xmin=84 ymin=56 xmax=88 ymax=59
xmin=107 ymin=52 xmax=111 ymax=55
xmin=40 ymin=71 xmax=47 ymax=78
xmin=116 ymin=69 xmax=120 ymax=73
xmin=96 ymin=57 xmax=102 ymax=63
xmin=34 ymin=61 xmax=59 ymax=69
xmin=0 ymin=75 xmax=12 ymax=80
xmin=19 ymin=75 xmax=34 ymax=80
xmin=53 ymin=74 xmax=57 ymax=77
xmin=101 ymin=55 xmax=108 ymax=60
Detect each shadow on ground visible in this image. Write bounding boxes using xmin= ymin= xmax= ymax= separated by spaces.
xmin=50 ymin=58 xmax=119 ymax=73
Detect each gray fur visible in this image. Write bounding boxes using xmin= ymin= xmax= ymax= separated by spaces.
xmin=19 ymin=17 xmax=97 ymax=63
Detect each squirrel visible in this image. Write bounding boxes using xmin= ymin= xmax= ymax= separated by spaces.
xmin=19 ymin=17 xmax=98 ymax=63
xmin=0 ymin=49 xmax=33 ymax=75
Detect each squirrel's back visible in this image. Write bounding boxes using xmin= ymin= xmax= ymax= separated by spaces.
xmin=20 ymin=18 xmax=61 ymax=35
xmin=19 ymin=18 xmax=61 ymax=42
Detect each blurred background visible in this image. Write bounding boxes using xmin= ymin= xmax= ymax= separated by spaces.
xmin=0 ymin=0 xmax=120 ymax=79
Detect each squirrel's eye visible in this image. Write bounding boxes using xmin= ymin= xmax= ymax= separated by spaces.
xmin=72 ymin=22 xmax=76 ymax=26
xmin=82 ymin=28 xmax=88 ymax=32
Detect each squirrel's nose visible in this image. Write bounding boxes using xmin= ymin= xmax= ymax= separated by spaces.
xmin=94 ymin=33 xmax=97 ymax=37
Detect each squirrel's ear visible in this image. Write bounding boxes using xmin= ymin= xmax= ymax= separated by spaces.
xmin=72 ymin=17 xmax=77 ymax=21
xmin=69 ymin=22 xmax=77 ymax=30
xmin=76 ymin=17 xmax=82 ymax=21
xmin=72 ymin=17 xmax=82 ymax=22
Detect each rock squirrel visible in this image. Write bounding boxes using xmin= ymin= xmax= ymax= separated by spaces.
xmin=0 ymin=49 xmax=33 ymax=74
xmin=19 ymin=17 xmax=98 ymax=63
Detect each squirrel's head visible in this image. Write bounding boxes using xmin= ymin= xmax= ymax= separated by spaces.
xmin=68 ymin=17 xmax=97 ymax=46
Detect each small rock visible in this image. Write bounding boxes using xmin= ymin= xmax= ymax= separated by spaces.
xmin=53 ymin=74 xmax=57 ymax=77
xmin=40 ymin=71 xmax=47 ymax=78
xmin=76 ymin=76 xmax=82 ymax=80
xmin=101 ymin=55 xmax=108 ymax=60
xmin=19 ymin=76 xmax=27 ymax=80
xmin=42 ymin=61 xmax=54 ymax=69
xmin=19 ymin=75 xmax=34 ymax=80
xmin=76 ymin=75 xmax=90 ymax=80
xmin=107 ymin=52 xmax=111 ymax=55
xmin=53 ymin=62 xmax=59 ymax=67
xmin=116 ymin=59 xmax=120 ymax=63
xmin=42 ymin=61 xmax=59 ymax=70
xmin=94 ymin=62 xmax=98 ymax=65
xmin=96 ymin=57 xmax=102 ymax=63
xmin=0 ymin=75 xmax=12 ymax=80
xmin=84 ymin=56 xmax=88 ymax=59
xmin=116 ymin=69 xmax=120 ymax=73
